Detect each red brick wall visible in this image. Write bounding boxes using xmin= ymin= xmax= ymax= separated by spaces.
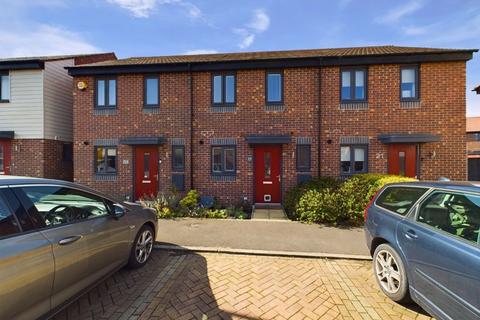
xmin=10 ymin=139 xmax=73 ymax=180
xmin=72 ymin=61 xmax=467 ymax=203
xmin=320 ymin=61 xmax=466 ymax=180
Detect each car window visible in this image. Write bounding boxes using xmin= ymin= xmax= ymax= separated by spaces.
xmin=418 ymin=191 xmax=480 ymax=246
xmin=19 ymin=186 xmax=110 ymax=227
xmin=376 ymin=187 xmax=428 ymax=215
xmin=0 ymin=194 xmax=21 ymax=238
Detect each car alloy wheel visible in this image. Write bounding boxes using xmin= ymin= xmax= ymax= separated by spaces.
xmin=375 ymin=249 xmax=402 ymax=294
xmin=135 ymin=229 xmax=153 ymax=264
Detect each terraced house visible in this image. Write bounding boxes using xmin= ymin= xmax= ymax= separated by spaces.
xmin=67 ymin=45 xmax=476 ymax=204
xmin=0 ymin=53 xmax=115 ymax=180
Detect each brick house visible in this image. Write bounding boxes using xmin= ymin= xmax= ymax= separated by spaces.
xmin=67 ymin=45 xmax=476 ymax=204
xmin=467 ymin=117 xmax=480 ymax=180
xmin=0 ymin=53 xmax=116 ymax=180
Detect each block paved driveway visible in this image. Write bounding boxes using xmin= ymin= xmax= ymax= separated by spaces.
xmin=55 ymin=250 xmax=432 ymax=320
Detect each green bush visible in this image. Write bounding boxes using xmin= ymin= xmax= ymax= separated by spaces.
xmin=179 ymin=189 xmax=200 ymax=208
xmin=284 ymin=177 xmax=340 ymax=220
xmin=293 ymin=174 xmax=417 ymax=225
xmin=140 ymin=188 xmax=181 ymax=219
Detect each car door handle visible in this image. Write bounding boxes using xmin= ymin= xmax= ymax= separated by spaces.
xmin=405 ymin=230 xmax=418 ymax=240
xmin=58 ymin=235 xmax=82 ymax=245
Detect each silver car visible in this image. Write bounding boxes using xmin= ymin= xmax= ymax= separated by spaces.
xmin=0 ymin=176 xmax=158 ymax=320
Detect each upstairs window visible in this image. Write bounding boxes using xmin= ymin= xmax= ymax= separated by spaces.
xmin=144 ymin=76 xmax=159 ymax=106
xmin=96 ymin=78 xmax=116 ymax=108
xmin=212 ymin=74 xmax=235 ymax=105
xmin=0 ymin=72 xmax=10 ymax=102
xmin=340 ymin=145 xmax=367 ymax=174
xmin=266 ymin=71 xmax=283 ymax=104
xmin=212 ymin=146 xmax=236 ymax=175
xmin=341 ymin=68 xmax=366 ymax=101
xmin=401 ymin=66 xmax=419 ymax=100
xmin=95 ymin=146 xmax=117 ymax=174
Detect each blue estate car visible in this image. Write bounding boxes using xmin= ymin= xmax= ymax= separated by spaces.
xmin=364 ymin=181 xmax=480 ymax=320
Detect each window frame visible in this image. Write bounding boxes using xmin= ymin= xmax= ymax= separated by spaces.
xmin=340 ymin=67 xmax=368 ymax=102
xmin=400 ymin=65 xmax=419 ymax=101
xmin=94 ymin=146 xmax=118 ymax=175
xmin=144 ymin=75 xmax=160 ymax=108
xmin=211 ymin=73 xmax=236 ymax=106
xmin=265 ymin=70 xmax=284 ymax=105
xmin=340 ymin=144 xmax=368 ymax=175
xmin=95 ymin=76 xmax=117 ymax=109
xmin=172 ymin=145 xmax=185 ymax=172
xmin=296 ymin=144 xmax=311 ymax=172
xmin=211 ymin=145 xmax=236 ymax=176
xmin=413 ymin=189 xmax=480 ymax=247
xmin=0 ymin=71 xmax=10 ymax=103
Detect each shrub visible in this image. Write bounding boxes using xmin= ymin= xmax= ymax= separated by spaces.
xmin=179 ymin=189 xmax=200 ymax=208
xmin=292 ymin=174 xmax=417 ymax=225
xmin=284 ymin=177 xmax=340 ymax=220
xmin=140 ymin=188 xmax=181 ymax=219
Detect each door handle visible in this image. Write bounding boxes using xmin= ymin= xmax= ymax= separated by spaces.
xmin=58 ymin=235 xmax=82 ymax=245
xmin=405 ymin=230 xmax=418 ymax=240
xmin=277 ymin=175 xmax=281 ymax=182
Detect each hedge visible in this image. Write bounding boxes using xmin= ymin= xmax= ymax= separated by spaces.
xmin=287 ymin=174 xmax=416 ymax=225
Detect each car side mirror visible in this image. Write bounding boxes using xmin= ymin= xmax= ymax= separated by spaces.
xmin=112 ymin=204 xmax=126 ymax=219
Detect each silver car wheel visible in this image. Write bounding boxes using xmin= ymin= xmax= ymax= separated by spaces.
xmin=375 ymin=249 xmax=401 ymax=294
xmin=135 ymin=229 xmax=153 ymax=264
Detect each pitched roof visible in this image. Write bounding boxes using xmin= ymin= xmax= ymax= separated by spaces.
xmin=76 ymin=45 xmax=476 ymax=68
xmin=0 ymin=52 xmax=116 ymax=63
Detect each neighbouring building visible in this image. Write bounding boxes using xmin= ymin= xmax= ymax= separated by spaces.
xmin=0 ymin=53 xmax=116 ymax=180
xmin=467 ymin=117 xmax=480 ymax=180
xmin=474 ymin=85 xmax=480 ymax=94
xmin=67 ymin=45 xmax=476 ymax=204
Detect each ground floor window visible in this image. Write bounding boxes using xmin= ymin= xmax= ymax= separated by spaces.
xmin=95 ymin=146 xmax=117 ymax=174
xmin=296 ymin=144 xmax=311 ymax=172
xmin=212 ymin=146 xmax=236 ymax=175
xmin=172 ymin=145 xmax=185 ymax=171
xmin=340 ymin=145 xmax=367 ymax=174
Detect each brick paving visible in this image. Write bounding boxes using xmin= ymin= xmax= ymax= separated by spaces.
xmin=54 ymin=251 xmax=432 ymax=320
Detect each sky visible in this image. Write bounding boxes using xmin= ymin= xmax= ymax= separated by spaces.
xmin=0 ymin=0 xmax=479 ymax=115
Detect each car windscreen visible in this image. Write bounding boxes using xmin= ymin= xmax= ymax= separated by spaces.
xmin=376 ymin=186 xmax=429 ymax=215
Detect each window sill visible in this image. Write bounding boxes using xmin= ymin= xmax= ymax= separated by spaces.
xmin=265 ymin=104 xmax=286 ymax=112
xmin=0 ymin=100 xmax=10 ymax=103
xmin=94 ymin=173 xmax=117 ymax=181
xmin=210 ymin=174 xmax=236 ymax=182
xmin=400 ymin=100 xmax=422 ymax=108
xmin=94 ymin=108 xmax=117 ymax=116
xmin=210 ymin=105 xmax=236 ymax=113
xmin=339 ymin=102 xmax=368 ymax=110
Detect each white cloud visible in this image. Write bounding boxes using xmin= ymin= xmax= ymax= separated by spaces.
xmin=376 ymin=0 xmax=424 ymax=24
xmin=183 ymin=49 xmax=218 ymax=55
xmin=106 ymin=0 xmax=205 ymax=20
xmin=106 ymin=0 xmax=156 ymax=18
xmin=248 ymin=9 xmax=270 ymax=32
xmin=234 ymin=9 xmax=270 ymax=49
xmin=402 ymin=26 xmax=427 ymax=35
xmin=0 ymin=25 xmax=100 ymax=58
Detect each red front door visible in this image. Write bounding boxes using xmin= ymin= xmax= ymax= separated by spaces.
xmin=255 ymin=145 xmax=281 ymax=203
xmin=388 ymin=144 xmax=417 ymax=178
xmin=135 ymin=146 xmax=159 ymax=200
xmin=0 ymin=140 xmax=11 ymax=175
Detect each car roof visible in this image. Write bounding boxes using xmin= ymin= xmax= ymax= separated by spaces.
xmin=0 ymin=175 xmax=120 ymax=202
xmin=387 ymin=181 xmax=480 ymax=193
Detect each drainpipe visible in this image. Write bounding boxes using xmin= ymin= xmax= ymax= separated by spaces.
xmin=317 ymin=66 xmax=322 ymax=178
xmin=188 ymin=64 xmax=194 ymax=190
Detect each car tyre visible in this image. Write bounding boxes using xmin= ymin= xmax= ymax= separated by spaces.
xmin=127 ymin=225 xmax=154 ymax=269
xmin=373 ymin=243 xmax=410 ymax=303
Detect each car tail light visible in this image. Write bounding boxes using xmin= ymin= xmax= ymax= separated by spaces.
xmin=364 ymin=191 xmax=378 ymax=222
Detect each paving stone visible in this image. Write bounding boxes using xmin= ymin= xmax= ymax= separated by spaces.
xmin=54 ymin=251 xmax=432 ymax=320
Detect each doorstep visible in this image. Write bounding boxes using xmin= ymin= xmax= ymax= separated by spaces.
xmin=252 ymin=203 xmax=288 ymax=220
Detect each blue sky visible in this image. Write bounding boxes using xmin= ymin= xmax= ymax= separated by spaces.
xmin=0 ymin=0 xmax=479 ymax=114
